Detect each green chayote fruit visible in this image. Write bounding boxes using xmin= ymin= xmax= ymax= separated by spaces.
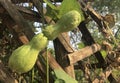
xmin=8 ymin=33 xmax=48 ymax=74
xmin=43 ymin=10 xmax=81 ymax=40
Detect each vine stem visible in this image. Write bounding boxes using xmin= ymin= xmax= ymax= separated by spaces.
xmin=46 ymin=48 xmax=49 ymax=83
xmin=32 ymin=67 xmax=34 ymax=83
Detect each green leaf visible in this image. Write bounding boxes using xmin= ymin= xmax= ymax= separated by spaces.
xmin=77 ymin=42 xmax=85 ymax=49
xmin=43 ymin=0 xmax=57 ymax=10
xmin=54 ymin=79 xmax=65 ymax=83
xmin=59 ymin=0 xmax=84 ymax=20
xmin=100 ymin=50 xmax=107 ymax=58
xmin=44 ymin=0 xmax=84 ymax=21
xmin=45 ymin=6 xmax=59 ymax=20
xmin=43 ymin=0 xmax=59 ymax=20
xmin=52 ymin=69 xmax=78 ymax=83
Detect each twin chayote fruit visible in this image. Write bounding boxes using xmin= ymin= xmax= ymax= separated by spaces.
xmin=8 ymin=10 xmax=82 ymax=74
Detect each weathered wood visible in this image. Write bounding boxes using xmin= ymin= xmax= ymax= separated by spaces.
xmin=15 ymin=5 xmax=41 ymax=22
xmin=79 ymin=0 xmax=103 ymax=29
xmin=42 ymin=51 xmax=63 ymax=70
xmin=2 ymin=17 xmax=29 ymax=44
xmin=0 ymin=4 xmax=41 ymax=22
xmin=79 ymin=22 xmax=106 ymax=64
xmin=78 ymin=1 xmax=117 ymax=81
xmin=78 ymin=22 xmax=117 ymax=82
xmin=68 ymin=43 xmax=101 ymax=65
xmin=0 ymin=60 xmax=18 ymax=83
xmin=58 ymin=33 xmax=75 ymax=53
xmin=54 ymin=33 xmax=75 ymax=79
xmin=0 ymin=0 xmax=34 ymax=40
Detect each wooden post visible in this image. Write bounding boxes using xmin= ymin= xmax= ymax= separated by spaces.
xmin=54 ymin=32 xmax=75 ymax=79
xmin=68 ymin=43 xmax=101 ymax=65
